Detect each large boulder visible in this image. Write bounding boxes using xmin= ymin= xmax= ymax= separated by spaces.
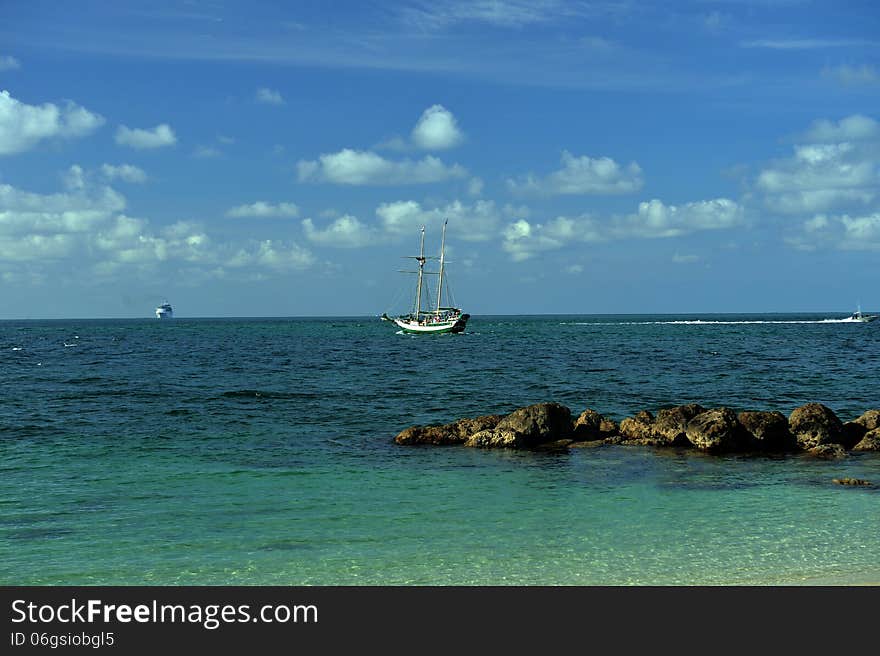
xmin=788 ymin=403 xmax=845 ymax=450
xmin=738 ymin=410 xmax=796 ymax=451
xmin=573 ymin=409 xmax=618 ymax=441
xmin=465 ymin=428 xmax=527 ymax=449
xmin=854 ymin=409 xmax=880 ymax=431
xmin=853 ymin=428 xmax=880 ymax=452
xmin=495 ymin=402 xmax=573 ymax=447
xmin=619 ymin=410 xmax=655 ymax=441
xmin=394 ymin=414 xmax=503 ymax=445
xmin=653 ymin=404 xmax=706 ymax=446
xmin=686 ymin=408 xmax=745 ymax=452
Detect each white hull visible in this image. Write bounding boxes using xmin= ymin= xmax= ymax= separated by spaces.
xmin=393 ymin=318 xmax=463 ymax=334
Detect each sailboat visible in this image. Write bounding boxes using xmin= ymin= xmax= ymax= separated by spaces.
xmin=382 ymin=220 xmax=469 ymax=334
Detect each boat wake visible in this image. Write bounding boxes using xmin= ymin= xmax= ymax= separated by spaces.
xmin=564 ymin=318 xmax=868 ymax=326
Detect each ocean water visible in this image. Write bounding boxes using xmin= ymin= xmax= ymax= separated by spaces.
xmin=1 ymin=314 xmax=879 ymax=586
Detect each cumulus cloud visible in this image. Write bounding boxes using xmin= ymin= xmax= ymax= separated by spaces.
xmin=256 ymin=87 xmax=284 ymax=105
xmin=0 ymin=90 xmax=104 ymax=155
xmin=0 ymin=56 xmax=20 ymax=71
xmin=297 ymin=149 xmax=467 ymax=185
xmin=227 ymin=240 xmax=314 ymax=270
xmin=756 ymin=118 xmax=880 ymax=214
xmin=802 ymin=114 xmax=879 ymax=143
xmin=0 ymin=168 xmax=316 ymax=279
xmin=376 ymin=199 xmax=500 ymax=240
xmin=506 ymin=150 xmax=643 ymax=195
xmin=115 ymin=123 xmax=177 ymax=149
xmin=500 ymin=198 xmax=744 ymax=261
xmin=411 ymin=104 xmax=464 ymax=150
xmin=226 ymin=201 xmax=300 ymax=219
xmin=100 ymin=164 xmax=147 ymax=183
xmin=787 ymin=212 xmax=880 ymax=251
xmin=618 ymin=198 xmax=745 ymax=238
xmin=302 ymin=215 xmax=377 ymax=247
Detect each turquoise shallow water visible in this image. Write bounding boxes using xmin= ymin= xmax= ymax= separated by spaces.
xmin=1 ymin=314 xmax=879 ymax=585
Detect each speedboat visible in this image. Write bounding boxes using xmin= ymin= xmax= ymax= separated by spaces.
xmin=847 ymin=305 xmax=877 ymax=323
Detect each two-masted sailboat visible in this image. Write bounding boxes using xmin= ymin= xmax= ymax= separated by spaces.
xmin=381 ymin=220 xmax=469 ymax=334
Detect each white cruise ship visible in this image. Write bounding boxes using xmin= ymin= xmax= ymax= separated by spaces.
xmin=155 ymin=302 xmax=173 ymax=319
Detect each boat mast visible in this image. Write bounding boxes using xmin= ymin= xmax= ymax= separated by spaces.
xmin=436 ymin=219 xmax=447 ymax=314
xmin=414 ymin=226 xmax=426 ymax=318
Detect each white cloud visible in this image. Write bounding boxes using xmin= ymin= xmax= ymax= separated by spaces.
xmin=565 ymin=263 xmax=584 ymax=274
xmin=756 ymin=119 xmax=880 ymax=214
xmin=787 ymin=212 xmax=880 ymax=251
xmin=376 ymin=199 xmax=499 ymax=240
xmin=802 ymin=115 xmax=879 ymax=143
xmin=400 ymin=1 xmax=588 ymax=29
xmin=672 ymin=253 xmax=701 ymax=264
xmin=256 ymin=87 xmax=284 ymax=105
xmin=0 ymin=56 xmax=20 ymax=71
xmin=499 ymin=198 xmax=744 ymax=261
xmin=501 ymin=218 xmax=566 ymax=261
xmin=100 ymin=164 xmax=147 ymax=184
xmin=507 ymin=150 xmax=643 ymax=195
xmin=226 ymin=201 xmax=300 ymax=218
xmin=0 ymin=169 xmax=317 ymax=278
xmin=297 ymin=149 xmax=467 ymax=185
xmin=227 ymin=240 xmax=314 ymax=270
xmin=302 ymin=215 xmax=377 ymax=247
xmin=193 ymin=145 xmax=221 ymax=158
xmin=619 ymin=198 xmax=745 ymax=238
xmin=115 ymin=123 xmax=177 ymax=149
xmin=411 ymin=104 xmax=464 ymax=150
xmin=0 ymin=90 xmax=104 ymax=155
xmin=468 ymin=177 xmax=484 ymax=196
xmin=821 ymin=64 xmax=879 ymax=87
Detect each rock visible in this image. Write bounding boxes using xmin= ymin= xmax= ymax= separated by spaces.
xmin=394 ymin=414 xmax=502 ymax=445
xmin=854 ymin=409 xmax=880 ymax=431
xmin=573 ymin=409 xmax=617 ymax=441
xmin=464 ymin=427 xmax=526 ymax=449
xmin=853 ymin=428 xmax=880 ymax=452
xmin=808 ymin=444 xmax=847 ymax=459
xmin=842 ymin=421 xmax=868 ymax=447
xmin=495 ymin=402 xmax=573 ymax=446
xmin=738 ymin=410 xmax=795 ymax=451
xmin=653 ymin=404 xmax=706 ymax=446
xmin=619 ymin=410 xmax=655 ymax=441
xmin=789 ymin=403 xmax=845 ymax=450
xmin=685 ymin=408 xmax=745 ymax=452
xmin=832 ymin=477 xmax=874 ymax=487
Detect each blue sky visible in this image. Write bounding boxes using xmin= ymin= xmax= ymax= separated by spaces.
xmin=0 ymin=0 xmax=878 ymax=318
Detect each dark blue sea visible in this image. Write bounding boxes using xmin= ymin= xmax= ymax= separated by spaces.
xmin=2 ymin=314 xmax=879 ymax=585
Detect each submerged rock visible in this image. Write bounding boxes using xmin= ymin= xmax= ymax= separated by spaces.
xmin=832 ymin=477 xmax=874 ymax=487
xmin=808 ymin=444 xmax=847 ymax=459
xmin=394 ymin=414 xmax=503 ymax=445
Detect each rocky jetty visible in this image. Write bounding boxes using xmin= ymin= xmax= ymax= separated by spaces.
xmin=393 ymin=401 xmax=880 ymax=458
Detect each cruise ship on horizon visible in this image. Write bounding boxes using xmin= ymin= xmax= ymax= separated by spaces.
xmin=155 ymin=302 xmax=173 ymax=319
